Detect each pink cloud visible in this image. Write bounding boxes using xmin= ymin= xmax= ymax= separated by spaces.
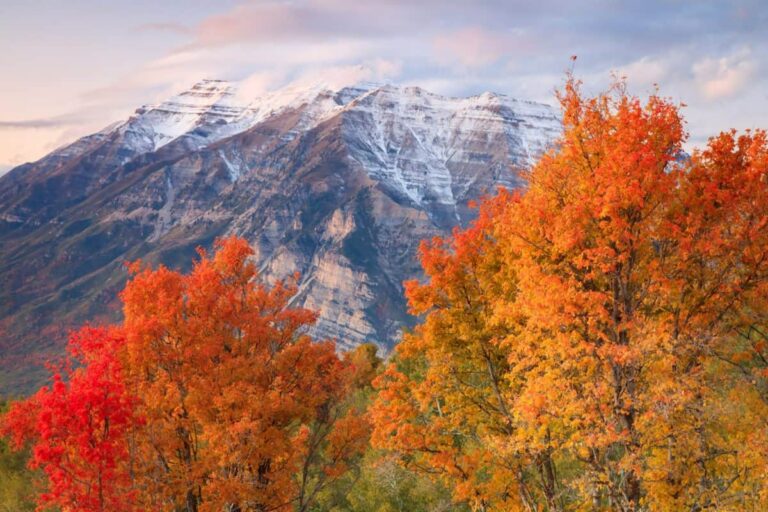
xmin=135 ymin=22 xmax=192 ymax=35
xmin=432 ymin=27 xmax=522 ymax=69
xmin=194 ymin=3 xmax=303 ymax=46
xmin=183 ymin=0 xmax=421 ymax=49
xmin=693 ymin=48 xmax=757 ymax=101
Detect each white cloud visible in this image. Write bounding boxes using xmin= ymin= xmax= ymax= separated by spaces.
xmin=693 ymin=47 xmax=757 ymax=101
xmin=290 ymin=60 xmax=402 ymax=88
xmin=233 ymin=60 xmax=403 ymax=102
xmin=616 ymin=56 xmax=671 ymax=87
xmin=235 ymin=70 xmax=288 ymax=101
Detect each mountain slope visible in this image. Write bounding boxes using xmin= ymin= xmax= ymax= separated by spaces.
xmin=0 ymin=79 xmax=560 ymax=393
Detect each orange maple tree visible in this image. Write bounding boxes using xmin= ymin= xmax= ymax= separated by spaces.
xmin=371 ymin=78 xmax=768 ymax=511
xmin=123 ymin=237 xmax=371 ymax=511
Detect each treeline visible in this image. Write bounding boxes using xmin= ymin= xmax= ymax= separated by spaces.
xmin=2 ymin=77 xmax=768 ymax=511
xmin=0 ymin=239 xmax=461 ymax=512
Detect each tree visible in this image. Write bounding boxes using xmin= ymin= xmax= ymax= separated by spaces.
xmin=370 ymin=192 xmax=535 ymax=511
xmin=0 ymin=400 xmax=36 ymax=512
xmin=370 ymin=78 xmax=768 ymax=511
xmin=310 ymin=345 xmax=465 ymax=512
xmin=1 ymin=327 xmax=140 ymax=512
xmin=2 ymin=237 xmax=370 ymax=512
xmin=317 ymin=452 xmax=467 ymax=512
xmin=120 ymin=237 xmax=368 ymax=511
xmin=292 ymin=344 xmax=379 ymax=512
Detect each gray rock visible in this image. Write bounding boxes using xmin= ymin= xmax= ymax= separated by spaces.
xmin=0 ymin=79 xmax=560 ymax=393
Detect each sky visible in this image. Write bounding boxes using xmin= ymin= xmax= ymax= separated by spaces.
xmin=1 ymin=0 xmax=766 ymax=173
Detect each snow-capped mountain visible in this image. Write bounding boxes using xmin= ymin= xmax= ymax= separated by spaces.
xmin=0 ymin=78 xmax=560 ymax=393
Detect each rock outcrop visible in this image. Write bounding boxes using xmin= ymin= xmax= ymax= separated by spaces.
xmin=0 ymin=78 xmax=560 ymax=393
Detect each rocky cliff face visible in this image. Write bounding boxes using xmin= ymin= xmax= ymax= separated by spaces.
xmin=0 ymin=78 xmax=560 ymax=393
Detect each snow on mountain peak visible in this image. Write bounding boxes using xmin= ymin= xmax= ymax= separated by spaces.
xmin=337 ymin=83 xmax=561 ymax=210
xmin=139 ymin=79 xmax=239 ymax=116
xmin=117 ymin=79 xmax=246 ymax=153
xmin=114 ymin=78 xmax=370 ymax=153
xmin=106 ymin=77 xmax=560 ymax=184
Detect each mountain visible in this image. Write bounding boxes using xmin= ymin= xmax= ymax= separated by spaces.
xmin=0 ymin=78 xmax=560 ymax=393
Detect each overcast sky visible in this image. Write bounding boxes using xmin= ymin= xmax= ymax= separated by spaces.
xmin=1 ymin=0 xmax=766 ymax=172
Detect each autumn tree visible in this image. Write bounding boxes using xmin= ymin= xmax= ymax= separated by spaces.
xmin=370 ymin=192 xmax=537 ymax=511
xmin=1 ymin=238 xmax=370 ymax=512
xmin=120 ymin=237 xmax=368 ymax=512
xmin=1 ymin=326 xmax=140 ymax=512
xmin=310 ymin=344 xmax=465 ymax=512
xmin=291 ymin=343 xmax=382 ymax=512
xmin=371 ymin=78 xmax=768 ymax=511
xmin=0 ymin=399 xmax=36 ymax=512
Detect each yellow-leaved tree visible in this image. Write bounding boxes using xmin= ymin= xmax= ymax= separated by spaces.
xmin=370 ymin=78 xmax=768 ymax=511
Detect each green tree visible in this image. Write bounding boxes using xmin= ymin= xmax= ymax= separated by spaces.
xmin=311 ymin=347 xmax=468 ymax=512
xmin=0 ymin=400 xmax=35 ymax=512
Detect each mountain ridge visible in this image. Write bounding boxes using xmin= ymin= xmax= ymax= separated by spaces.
xmin=0 ymin=78 xmax=561 ymax=393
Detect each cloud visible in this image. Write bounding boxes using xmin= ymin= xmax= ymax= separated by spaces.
xmin=0 ymin=114 xmax=85 ymax=130
xmin=135 ymin=22 xmax=192 ymax=35
xmin=292 ymin=60 xmax=402 ymax=88
xmin=433 ymin=27 xmax=522 ymax=69
xmin=693 ymin=48 xmax=757 ymax=101
xmin=182 ymin=0 xmax=424 ymax=50
xmin=234 ymin=70 xmax=287 ymax=100
xmin=615 ymin=56 xmax=671 ymax=87
xmin=232 ymin=60 xmax=402 ymax=102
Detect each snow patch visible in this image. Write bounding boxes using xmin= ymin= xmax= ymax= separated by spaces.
xmin=56 ymin=77 xmax=560 ymax=208
xmin=219 ymin=150 xmax=243 ymax=182
xmin=340 ymin=85 xmax=560 ymax=209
